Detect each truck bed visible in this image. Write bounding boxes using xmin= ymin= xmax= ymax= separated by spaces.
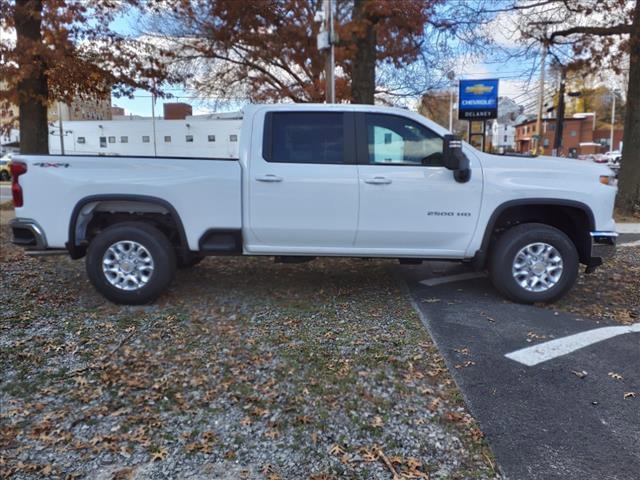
xmin=13 ymin=155 xmax=242 ymax=250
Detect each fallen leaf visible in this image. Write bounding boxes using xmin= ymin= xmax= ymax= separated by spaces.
xmin=454 ymin=360 xmax=476 ymax=369
xmin=571 ymin=370 xmax=588 ymax=379
xmin=370 ymin=415 xmax=384 ymax=428
xmin=151 ymin=448 xmax=168 ymax=462
xmin=329 ymin=444 xmax=345 ymax=456
xmin=624 ymin=392 xmax=636 ymax=399
xmin=608 ymin=372 xmax=623 ymax=380
xmin=359 ymin=447 xmax=379 ymax=462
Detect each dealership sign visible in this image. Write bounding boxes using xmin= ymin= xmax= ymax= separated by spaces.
xmin=458 ymin=79 xmax=499 ymax=120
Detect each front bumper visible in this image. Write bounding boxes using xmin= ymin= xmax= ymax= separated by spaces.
xmin=9 ymin=218 xmax=48 ymax=250
xmin=585 ymin=231 xmax=617 ymax=273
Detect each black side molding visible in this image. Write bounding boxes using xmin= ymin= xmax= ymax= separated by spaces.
xmin=198 ymin=229 xmax=242 ymax=254
xmin=472 ymin=198 xmax=596 ymax=270
xmin=67 ymin=194 xmax=189 ymax=259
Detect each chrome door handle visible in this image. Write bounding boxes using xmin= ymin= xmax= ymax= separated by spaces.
xmin=364 ymin=177 xmax=392 ymax=185
xmin=256 ymin=174 xmax=283 ymax=183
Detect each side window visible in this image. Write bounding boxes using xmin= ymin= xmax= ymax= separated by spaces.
xmin=364 ymin=114 xmax=443 ymax=166
xmin=265 ymin=112 xmax=345 ymax=164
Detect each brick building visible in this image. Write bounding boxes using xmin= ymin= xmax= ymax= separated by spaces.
xmin=163 ymin=103 xmax=193 ymax=120
xmin=514 ymin=113 xmax=623 ymax=157
xmin=49 ymin=96 xmax=112 ymax=122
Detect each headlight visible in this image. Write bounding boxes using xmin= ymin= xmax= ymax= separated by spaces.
xmin=599 ymin=175 xmax=617 ymax=186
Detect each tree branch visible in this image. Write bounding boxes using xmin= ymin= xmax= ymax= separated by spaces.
xmin=550 ymin=24 xmax=632 ymax=39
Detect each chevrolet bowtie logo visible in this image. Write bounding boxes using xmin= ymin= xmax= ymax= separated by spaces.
xmin=465 ymin=84 xmax=494 ymax=94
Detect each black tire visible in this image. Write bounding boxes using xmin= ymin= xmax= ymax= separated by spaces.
xmin=85 ymin=222 xmax=176 ymax=304
xmin=489 ymin=223 xmax=579 ymax=304
xmin=176 ymin=252 xmax=205 ymax=269
xmin=0 ymin=171 xmax=10 ymax=181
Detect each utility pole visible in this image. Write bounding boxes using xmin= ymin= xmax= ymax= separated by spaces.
xmin=553 ymin=65 xmax=566 ymax=156
xmin=534 ymin=43 xmax=547 ymax=155
xmin=57 ymin=102 xmax=65 ymax=155
xmin=447 ymin=70 xmax=456 ymax=132
xmin=151 ymin=94 xmax=158 ymax=157
xmin=319 ymin=0 xmax=335 ymax=103
xmin=609 ymin=91 xmax=616 ymax=152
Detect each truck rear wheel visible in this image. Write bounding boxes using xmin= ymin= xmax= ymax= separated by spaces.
xmin=489 ymin=223 xmax=578 ymax=304
xmin=85 ymin=222 xmax=176 ymax=304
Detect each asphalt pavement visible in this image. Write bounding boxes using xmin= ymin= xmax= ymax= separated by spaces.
xmin=395 ymin=260 xmax=639 ymax=480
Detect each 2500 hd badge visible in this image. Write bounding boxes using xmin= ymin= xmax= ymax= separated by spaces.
xmin=427 ymin=211 xmax=472 ymax=217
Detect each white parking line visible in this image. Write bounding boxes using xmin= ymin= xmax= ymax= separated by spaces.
xmin=419 ymin=272 xmax=486 ymax=287
xmin=505 ymin=323 xmax=640 ymax=366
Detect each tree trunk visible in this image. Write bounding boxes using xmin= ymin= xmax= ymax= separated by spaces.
xmin=350 ymin=0 xmax=376 ymax=105
xmin=14 ymin=0 xmax=49 ymax=154
xmin=615 ymin=0 xmax=640 ymax=215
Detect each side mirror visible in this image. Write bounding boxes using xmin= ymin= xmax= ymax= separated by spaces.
xmin=443 ymin=134 xmax=471 ymax=183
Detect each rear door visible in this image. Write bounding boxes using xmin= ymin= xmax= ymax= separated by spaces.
xmin=355 ymin=112 xmax=482 ymax=256
xmin=247 ymin=110 xmax=359 ymax=250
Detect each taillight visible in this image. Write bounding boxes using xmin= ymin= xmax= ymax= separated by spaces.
xmin=10 ymin=162 xmax=27 ymax=207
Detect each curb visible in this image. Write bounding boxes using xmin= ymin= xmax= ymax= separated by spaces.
xmin=617 ymin=223 xmax=640 ymax=234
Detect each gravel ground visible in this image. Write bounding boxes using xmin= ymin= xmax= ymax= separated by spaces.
xmin=551 ymin=245 xmax=640 ymax=325
xmin=0 ymin=225 xmax=498 ymax=480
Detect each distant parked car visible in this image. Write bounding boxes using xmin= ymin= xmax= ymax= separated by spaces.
xmin=604 ymin=150 xmax=622 ymax=163
xmin=0 ymin=153 xmax=12 ymax=181
xmin=591 ymin=154 xmax=608 ymax=164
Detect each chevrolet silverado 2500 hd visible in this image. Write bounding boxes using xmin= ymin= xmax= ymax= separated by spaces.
xmin=9 ymin=104 xmax=617 ymax=304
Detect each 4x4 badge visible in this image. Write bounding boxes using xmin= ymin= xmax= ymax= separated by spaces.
xmin=33 ymin=162 xmax=70 ymax=168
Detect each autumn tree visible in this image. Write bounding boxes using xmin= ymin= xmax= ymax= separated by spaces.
xmin=345 ymin=0 xmax=435 ymax=104
xmin=145 ymin=0 xmax=441 ymax=105
xmin=0 ymin=0 xmax=180 ymax=154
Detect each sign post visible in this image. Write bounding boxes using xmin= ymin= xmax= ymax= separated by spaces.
xmin=458 ymin=79 xmax=499 ymax=153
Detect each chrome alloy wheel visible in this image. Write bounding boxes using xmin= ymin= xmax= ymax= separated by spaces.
xmin=512 ymin=242 xmax=563 ymax=292
xmin=102 ymin=240 xmax=155 ymax=291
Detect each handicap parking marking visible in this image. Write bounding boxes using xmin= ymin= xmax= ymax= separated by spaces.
xmin=505 ymin=323 xmax=640 ymax=366
xmin=419 ymin=271 xmax=486 ymax=286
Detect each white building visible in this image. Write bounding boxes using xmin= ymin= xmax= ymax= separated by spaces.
xmin=48 ymin=112 xmax=243 ymax=158
xmin=1 ymin=128 xmax=20 ymax=154
xmin=490 ymin=121 xmax=516 ymax=153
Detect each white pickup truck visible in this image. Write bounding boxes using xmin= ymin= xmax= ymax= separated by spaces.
xmin=10 ymin=104 xmax=617 ymax=304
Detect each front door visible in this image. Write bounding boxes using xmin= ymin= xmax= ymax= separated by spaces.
xmin=248 ymin=110 xmax=359 ymax=251
xmin=355 ymin=112 xmax=482 ymax=256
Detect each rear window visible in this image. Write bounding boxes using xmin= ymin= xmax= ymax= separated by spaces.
xmin=264 ymin=112 xmax=345 ymax=164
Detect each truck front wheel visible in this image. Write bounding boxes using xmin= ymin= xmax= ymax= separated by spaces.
xmin=489 ymin=223 xmax=579 ymax=304
xmin=85 ymin=222 xmax=176 ymax=304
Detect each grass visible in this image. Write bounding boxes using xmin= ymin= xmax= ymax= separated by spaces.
xmin=0 ymin=224 xmax=497 ymax=479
